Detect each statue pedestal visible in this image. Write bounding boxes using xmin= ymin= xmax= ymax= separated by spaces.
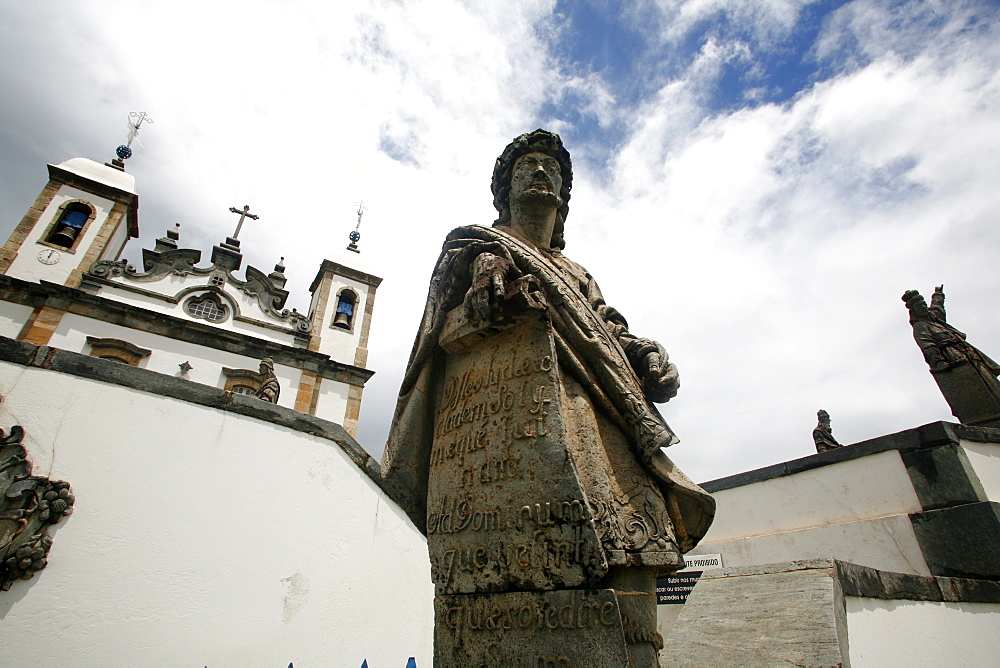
xmin=429 ymin=302 xmax=661 ymax=665
xmin=434 ymin=588 xmax=660 ymax=667
xmin=933 ymin=362 xmax=1000 ymax=428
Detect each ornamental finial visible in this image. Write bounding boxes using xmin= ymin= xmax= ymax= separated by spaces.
xmin=347 ymin=201 xmax=365 ymax=253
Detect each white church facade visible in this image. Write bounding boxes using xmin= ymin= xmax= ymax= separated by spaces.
xmin=0 ymin=153 xmax=434 ymax=665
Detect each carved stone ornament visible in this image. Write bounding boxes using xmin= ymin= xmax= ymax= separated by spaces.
xmin=1 ymin=426 xmax=75 ymax=591
xmin=88 ymin=251 xmax=311 ymax=334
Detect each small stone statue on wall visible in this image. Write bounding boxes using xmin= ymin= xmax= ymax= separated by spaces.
xmin=903 ymin=286 xmax=1000 ymax=427
xmin=813 ymin=409 xmax=841 ymax=453
xmin=254 ymin=358 xmax=280 ymax=403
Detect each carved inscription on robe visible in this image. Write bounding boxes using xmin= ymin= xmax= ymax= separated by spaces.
xmin=428 ymin=310 xmax=606 ymax=594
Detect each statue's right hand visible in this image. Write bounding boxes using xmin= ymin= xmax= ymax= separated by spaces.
xmin=465 ymin=253 xmax=510 ymax=323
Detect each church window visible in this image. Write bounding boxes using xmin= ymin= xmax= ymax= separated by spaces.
xmin=222 ymin=367 xmax=265 ymax=394
xmin=332 ymin=289 xmax=358 ymax=330
xmin=44 ymin=201 xmax=94 ymax=250
xmin=184 ymin=293 xmax=229 ymax=323
xmin=210 ymin=275 xmax=225 ymax=287
xmin=85 ymin=337 xmax=151 ymax=367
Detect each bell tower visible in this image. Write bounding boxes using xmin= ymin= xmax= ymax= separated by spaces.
xmin=0 ymin=112 xmax=149 ymax=288
xmin=0 ymin=157 xmax=139 ymax=287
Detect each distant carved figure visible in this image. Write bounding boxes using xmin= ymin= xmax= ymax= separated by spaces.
xmin=903 ymin=286 xmax=1000 ymax=427
xmin=813 ymin=409 xmax=841 ymax=453
xmin=254 ymin=358 xmax=280 ymax=403
xmin=903 ymin=287 xmax=1000 ymax=380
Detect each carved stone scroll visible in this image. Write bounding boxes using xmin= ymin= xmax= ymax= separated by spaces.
xmin=1 ymin=426 xmax=75 ymax=591
xmin=429 ymin=305 xmax=606 ymax=595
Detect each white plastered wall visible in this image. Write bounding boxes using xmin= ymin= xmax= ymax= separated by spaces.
xmin=693 ymin=514 xmax=930 ymax=575
xmin=703 ymin=450 xmax=923 ymax=541
xmin=694 ymin=450 xmax=930 ymax=575
xmin=0 ymin=301 xmax=35 ymax=339
xmin=846 ymin=597 xmax=1000 ymax=666
xmin=47 ymin=312 xmax=301 ymax=408
xmin=315 ymin=377 xmax=351 ymax=425
xmin=6 ymin=185 xmax=116 ymax=286
xmin=0 ymin=361 xmax=433 ymax=667
xmin=962 ymin=440 xmax=1000 ymax=502
xmin=97 ymin=213 xmax=129 ymax=262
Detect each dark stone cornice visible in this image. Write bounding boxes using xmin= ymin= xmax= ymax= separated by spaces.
xmin=310 ymin=259 xmax=383 ymax=293
xmin=0 ymin=336 xmax=394 ymax=507
xmin=701 ymin=420 xmax=1000 ymax=492
xmin=0 ymin=274 xmax=373 ymax=386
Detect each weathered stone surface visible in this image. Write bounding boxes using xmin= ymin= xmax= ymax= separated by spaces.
xmin=434 ymin=589 xmax=630 ymax=667
xmin=1 ymin=425 xmax=75 ymax=592
xmin=812 ymin=408 xmax=842 ymax=453
xmin=903 ymin=287 xmax=1000 ymax=427
xmin=383 ymin=129 xmax=714 ymax=666
xmin=429 ymin=306 xmax=606 ymax=593
xmin=661 ymin=564 xmax=845 ymax=667
xmin=910 ymin=500 xmax=1000 ymax=579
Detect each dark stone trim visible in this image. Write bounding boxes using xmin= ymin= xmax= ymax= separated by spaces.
xmin=0 ymin=274 xmax=374 ymax=386
xmin=901 ymin=444 xmax=986 ymax=511
xmin=0 ymin=336 xmax=392 ymax=504
xmin=309 ymin=259 xmax=383 ymax=292
xmin=910 ymin=501 xmax=1000 ymax=580
xmin=701 ymin=421 xmax=1000 ymax=492
xmin=836 ymin=559 xmax=1000 ymax=603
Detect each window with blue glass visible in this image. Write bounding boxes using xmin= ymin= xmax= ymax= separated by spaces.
xmin=332 ymin=289 xmax=358 ymax=330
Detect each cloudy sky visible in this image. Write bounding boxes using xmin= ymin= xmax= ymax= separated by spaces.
xmin=1 ymin=0 xmax=998 ymax=483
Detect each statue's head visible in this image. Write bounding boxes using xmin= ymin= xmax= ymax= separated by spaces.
xmin=492 ymin=129 xmax=573 ymax=249
xmin=817 ymin=409 xmax=830 ymax=425
xmin=902 ymin=290 xmax=931 ymax=321
xmin=259 ymin=357 xmax=275 ymax=375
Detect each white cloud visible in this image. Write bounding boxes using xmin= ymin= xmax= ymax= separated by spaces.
xmin=0 ymin=0 xmax=998 ymax=486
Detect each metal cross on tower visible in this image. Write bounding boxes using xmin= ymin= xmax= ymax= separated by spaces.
xmin=228 ymin=204 xmax=259 ymax=240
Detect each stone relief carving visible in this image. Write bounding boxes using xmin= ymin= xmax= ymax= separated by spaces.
xmin=813 ymin=409 xmax=841 ymax=453
xmin=381 ymin=130 xmax=714 ymax=665
xmin=1 ymin=425 xmax=75 ymax=591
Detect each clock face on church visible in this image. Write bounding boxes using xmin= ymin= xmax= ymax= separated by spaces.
xmin=37 ymin=248 xmax=61 ymax=265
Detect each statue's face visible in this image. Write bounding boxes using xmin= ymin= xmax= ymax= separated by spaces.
xmin=511 ymin=151 xmax=563 ymax=208
xmin=910 ymin=297 xmax=931 ymax=319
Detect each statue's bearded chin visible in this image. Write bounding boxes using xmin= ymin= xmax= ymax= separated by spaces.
xmin=514 ymin=187 xmax=563 ymax=209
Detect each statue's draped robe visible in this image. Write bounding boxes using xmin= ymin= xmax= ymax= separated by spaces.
xmin=381 ymin=226 xmax=714 ymax=568
xmin=913 ymin=315 xmax=1000 ymax=398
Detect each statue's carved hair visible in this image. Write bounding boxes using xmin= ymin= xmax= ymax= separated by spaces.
xmin=491 ymin=129 xmax=573 ymax=250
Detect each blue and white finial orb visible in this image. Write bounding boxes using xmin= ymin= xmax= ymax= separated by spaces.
xmin=115 ymin=145 xmax=133 ymax=160
xmin=349 ymin=230 xmax=361 ymax=243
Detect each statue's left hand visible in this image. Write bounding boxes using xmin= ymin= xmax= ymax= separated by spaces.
xmin=633 ymin=339 xmax=679 ymax=402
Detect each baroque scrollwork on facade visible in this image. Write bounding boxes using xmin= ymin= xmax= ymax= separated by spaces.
xmin=87 ymin=254 xmax=312 ymax=334
xmin=1 ymin=425 xmax=75 ymax=591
